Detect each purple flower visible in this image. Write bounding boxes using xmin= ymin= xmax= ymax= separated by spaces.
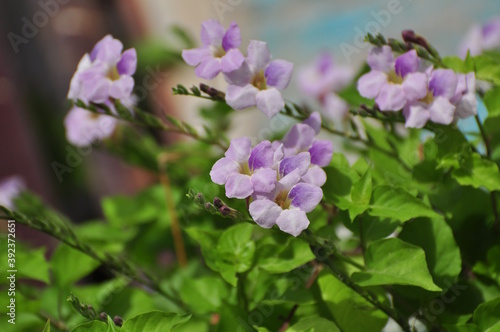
xmin=460 ymin=17 xmax=500 ymax=57
xmin=210 ymin=137 xmax=278 ymax=199
xmin=0 ymin=176 xmax=25 ymax=210
xmin=224 ymin=40 xmax=294 ymax=118
xmin=182 ymin=20 xmax=245 ymax=79
xmin=298 ymin=53 xmax=353 ymax=121
xmin=279 ymin=113 xmax=333 ymax=186
xmin=64 ymin=106 xmax=118 ymax=147
xmin=249 ymin=169 xmax=323 ymax=237
xmin=68 ymin=35 xmax=137 ymax=104
xmin=452 ymin=72 xmax=478 ymax=120
xmin=357 ymin=47 xmax=428 ymax=111
xmin=403 ymin=69 xmax=459 ymax=128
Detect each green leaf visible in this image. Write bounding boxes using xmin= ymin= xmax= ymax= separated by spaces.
xmin=474 ymin=54 xmax=500 ymax=85
xmin=452 ymin=153 xmax=500 ymax=191
xmin=216 ymin=224 xmax=255 ymax=273
xmin=257 ymin=236 xmax=314 ymax=274
xmin=179 ymin=276 xmax=229 ymax=314
xmin=443 ymin=324 xmax=480 ymax=332
xmin=70 ymin=321 xmax=109 ymax=332
xmin=318 ymin=274 xmax=387 ymax=332
xmin=287 ymin=316 xmax=340 ymax=332
xmin=323 ymin=154 xmax=360 ymax=209
xmin=349 ymin=168 xmax=372 ymax=220
xmin=42 ymin=319 xmax=50 ymax=332
xmin=107 ymin=315 xmax=121 ymax=332
xmin=399 ymin=218 xmax=462 ymax=288
xmin=121 ymin=311 xmax=191 ymax=332
xmin=102 ymin=185 xmax=174 ymax=227
xmin=367 ymin=185 xmax=442 ymax=222
xmin=18 ymin=246 xmax=50 ymax=284
xmin=473 ymin=297 xmax=500 ymax=332
xmin=484 ymin=87 xmax=500 ymax=118
xmin=351 ymin=238 xmax=442 ymax=291
xmin=51 ymin=244 xmax=100 ymax=286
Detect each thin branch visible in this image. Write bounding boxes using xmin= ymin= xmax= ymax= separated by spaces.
xmin=278 ymin=262 xmax=322 ymax=332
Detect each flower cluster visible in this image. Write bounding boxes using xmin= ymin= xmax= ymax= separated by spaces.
xmin=65 ymin=35 xmax=137 ymax=146
xmin=210 ymin=113 xmax=331 ymax=237
xmin=357 ymin=46 xmax=477 ymax=128
xmin=460 ymin=16 xmax=500 ymax=57
xmin=0 ymin=176 xmax=25 ymax=210
xmin=297 ymin=53 xmax=353 ymax=122
xmin=183 ymin=20 xmax=294 ymax=119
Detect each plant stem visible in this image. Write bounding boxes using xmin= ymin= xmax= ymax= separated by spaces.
xmin=158 ymin=153 xmax=188 ymax=267
xmin=278 ymin=262 xmax=322 ymax=332
xmin=0 ymin=210 xmax=185 ymax=309
xmin=475 ymin=114 xmax=500 ymax=231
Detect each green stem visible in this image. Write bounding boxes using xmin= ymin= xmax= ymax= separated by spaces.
xmin=0 ymin=210 xmax=185 ymax=309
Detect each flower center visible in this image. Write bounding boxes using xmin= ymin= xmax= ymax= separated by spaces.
xmin=387 ymin=70 xmax=403 ymax=84
xmin=420 ymin=90 xmax=434 ymax=104
xmin=210 ymin=45 xmax=226 ymax=58
xmin=275 ymin=190 xmax=292 ymax=209
xmin=239 ymin=163 xmax=252 ymax=176
xmin=107 ymin=66 xmax=120 ymax=81
xmin=252 ymin=71 xmax=267 ymax=90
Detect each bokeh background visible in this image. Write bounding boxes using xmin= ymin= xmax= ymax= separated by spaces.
xmin=0 ymin=0 xmax=499 ymax=244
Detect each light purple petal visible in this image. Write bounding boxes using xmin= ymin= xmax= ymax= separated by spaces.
xmin=376 ymin=84 xmax=406 ymax=111
xmin=429 ymin=69 xmax=458 ymax=99
xmin=255 ymin=88 xmax=284 ymax=118
xmin=278 ymin=169 xmax=302 ymax=191
xmin=68 ymin=54 xmax=92 ymax=100
xmin=65 ymin=107 xmax=117 ymax=146
xmin=200 ymin=20 xmax=225 ymax=47
xmin=279 ymin=152 xmax=311 ymax=177
xmin=226 ymin=84 xmax=259 ymax=110
xmin=273 ymin=143 xmax=284 ymax=168
xmin=225 ymin=137 xmax=252 ymax=164
xmin=303 ymin=112 xmax=321 ymax=134
xmin=247 ymin=40 xmax=271 ymax=72
xmin=210 ymin=157 xmax=239 ymax=185
xmin=195 ymin=57 xmax=222 ymax=79
xmin=282 ymin=123 xmax=316 ymax=153
xmin=249 ymin=199 xmax=282 ymax=229
xmin=117 ymin=48 xmax=137 ymax=75
xmin=454 ymin=73 xmax=477 ymax=119
xmin=395 ymin=50 xmax=419 ymax=78
xmin=220 ymin=49 xmax=245 ymax=73
xmin=249 ymin=141 xmax=274 ymax=170
xmin=322 ymin=93 xmax=349 ymax=122
xmin=222 ymin=21 xmax=241 ymax=51
xmin=90 ymin=35 xmax=123 ymax=65
xmin=223 ymin=61 xmax=253 ymax=85
xmin=0 ymin=176 xmax=25 ymax=210
xmin=265 ymin=59 xmax=294 ymax=90
xmin=309 ymin=140 xmax=333 ymax=167
xmin=357 ymin=71 xmax=388 ymax=99
xmin=289 ymin=183 xmax=323 ymax=213
xmin=182 ymin=47 xmax=211 ymax=66
xmin=459 ymin=25 xmax=483 ymax=58
xmin=302 ymin=166 xmax=327 ymax=187
xmin=428 ymin=97 xmax=456 ymax=125
xmin=276 ymin=209 xmax=310 ymax=237
xmin=367 ymin=46 xmax=394 ymax=72
xmin=82 ymin=77 xmax=111 ymax=104
xmin=482 ymin=18 xmax=500 ymax=50
xmin=403 ymin=103 xmax=430 ymax=128
xmin=225 ymin=173 xmax=254 ymax=199
xmin=402 ymin=72 xmax=428 ymax=102
xmin=109 ymin=76 xmax=134 ymax=100
xmin=251 ymin=168 xmax=277 ymax=194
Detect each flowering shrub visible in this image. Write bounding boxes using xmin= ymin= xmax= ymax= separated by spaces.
xmin=3 ymin=17 xmax=500 ymax=332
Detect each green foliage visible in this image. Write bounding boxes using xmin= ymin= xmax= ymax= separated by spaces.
xmin=352 ymin=238 xmax=441 ymax=291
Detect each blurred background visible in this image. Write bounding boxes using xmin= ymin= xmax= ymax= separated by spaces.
xmin=0 ymin=0 xmax=499 ymax=243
